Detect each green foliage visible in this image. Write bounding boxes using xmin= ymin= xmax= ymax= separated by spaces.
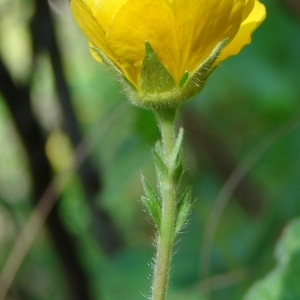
xmin=175 ymin=187 xmax=192 ymax=234
xmin=168 ymin=128 xmax=184 ymax=176
xmin=245 ymin=218 xmax=300 ymax=300
xmin=153 ymin=142 xmax=168 ymax=183
xmin=142 ymin=126 xmax=192 ymax=239
xmin=141 ymin=176 xmax=162 ymax=231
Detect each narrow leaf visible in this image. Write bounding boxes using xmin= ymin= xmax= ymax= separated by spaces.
xmin=175 ymin=187 xmax=192 ymax=234
xmin=153 ymin=141 xmax=166 ymax=198
xmin=154 ymin=141 xmax=164 ymax=158
xmin=140 ymin=41 xmax=176 ymax=94
xmin=173 ymin=148 xmax=183 ymax=184
xmin=141 ymin=176 xmax=161 ymax=230
xmin=169 ymin=128 xmax=184 ymax=173
xmin=153 ymin=149 xmax=168 ymax=179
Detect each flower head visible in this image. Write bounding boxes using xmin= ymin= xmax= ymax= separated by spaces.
xmin=71 ymin=0 xmax=266 ymax=108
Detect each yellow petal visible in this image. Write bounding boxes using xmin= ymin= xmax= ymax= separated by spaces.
xmin=170 ymin=0 xmax=246 ymax=78
xmin=104 ymin=0 xmax=180 ymax=86
xmin=85 ymin=0 xmax=127 ymax=33
xmin=71 ymin=0 xmax=265 ymax=90
xmin=217 ymin=0 xmax=266 ymax=63
xmin=71 ymin=0 xmax=114 ymax=63
xmin=242 ymin=0 xmax=255 ymax=21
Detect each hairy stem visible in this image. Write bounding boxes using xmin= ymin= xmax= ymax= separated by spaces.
xmin=151 ymin=108 xmax=178 ymax=300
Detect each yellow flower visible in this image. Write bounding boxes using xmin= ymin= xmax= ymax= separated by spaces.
xmin=71 ymin=0 xmax=266 ymax=108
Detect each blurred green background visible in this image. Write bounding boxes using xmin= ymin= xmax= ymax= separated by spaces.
xmin=0 ymin=0 xmax=300 ymax=299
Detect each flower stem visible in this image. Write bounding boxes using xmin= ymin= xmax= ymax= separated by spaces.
xmin=151 ymin=107 xmax=178 ymax=300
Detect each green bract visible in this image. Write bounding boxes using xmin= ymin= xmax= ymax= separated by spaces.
xmin=93 ymin=39 xmax=228 ymax=109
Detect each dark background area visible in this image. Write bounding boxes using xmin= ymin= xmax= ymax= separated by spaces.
xmin=0 ymin=0 xmax=299 ymax=299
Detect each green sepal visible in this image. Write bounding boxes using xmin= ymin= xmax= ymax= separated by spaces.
xmin=140 ymin=41 xmax=176 ymax=94
xmin=91 ymin=39 xmax=229 ymax=109
xmin=122 ymin=74 xmax=137 ymax=92
xmin=181 ymin=38 xmax=228 ymax=100
xmin=175 ymin=187 xmax=192 ymax=234
xmin=91 ymin=46 xmax=121 ymax=79
xmin=90 ymin=46 xmax=137 ymax=95
xmin=168 ymin=128 xmax=184 ymax=174
xmin=141 ymin=176 xmax=162 ymax=230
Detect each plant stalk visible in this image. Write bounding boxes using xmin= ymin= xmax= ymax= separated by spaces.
xmin=151 ymin=107 xmax=178 ymax=300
